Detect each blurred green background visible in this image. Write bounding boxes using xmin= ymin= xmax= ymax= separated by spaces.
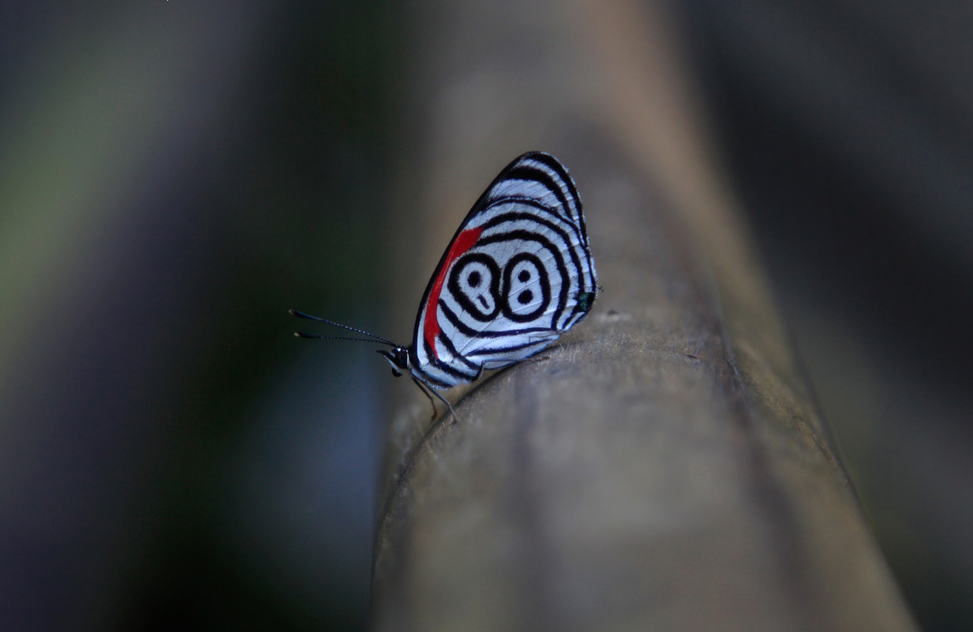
xmin=0 ymin=1 xmax=970 ymax=631
xmin=0 ymin=2 xmax=398 ymax=630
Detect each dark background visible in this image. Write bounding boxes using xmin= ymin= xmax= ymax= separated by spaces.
xmin=0 ymin=1 xmax=969 ymax=631
xmin=677 ymin=2 xmax=973 ymax=630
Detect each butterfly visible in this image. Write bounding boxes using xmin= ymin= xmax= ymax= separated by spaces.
xmin=291 ymin=151 xmax=598 ymax=419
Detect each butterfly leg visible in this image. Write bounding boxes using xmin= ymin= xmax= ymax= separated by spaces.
xmin=411 ymin=376 xmax=438 ymax=419
xmin=431 ymin=388 xmax=458 ymax=424
xmin=411 ymin=376 xmax=458 ymax=424
xmin=474 ymin=360 xmax=510 ymax=377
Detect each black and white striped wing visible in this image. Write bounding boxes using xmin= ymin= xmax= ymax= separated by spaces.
xmin=410 ymin=152 xmax=598 ymax=388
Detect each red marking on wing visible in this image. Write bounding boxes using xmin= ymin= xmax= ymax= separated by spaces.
xmin=424 ymin=226 xmax=483 ymax=358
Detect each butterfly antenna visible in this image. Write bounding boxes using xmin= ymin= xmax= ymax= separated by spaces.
xmin=289 ymin=310 xmax=398 ymax=347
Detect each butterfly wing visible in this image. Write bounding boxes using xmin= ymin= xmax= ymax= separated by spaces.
xmin=410 ymin=152 xmax=598 ymax=388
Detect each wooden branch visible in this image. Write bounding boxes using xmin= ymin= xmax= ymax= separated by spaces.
xmin=371 ymin=1 xmax=919 ymax=630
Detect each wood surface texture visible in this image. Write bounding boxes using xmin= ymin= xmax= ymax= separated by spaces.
xmin=370 ymin=1 xmax=918 ymax=630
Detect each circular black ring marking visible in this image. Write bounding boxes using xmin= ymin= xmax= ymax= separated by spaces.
xmin=501 ymin=252 xmax=551 ymax=323
xmin=477 ymin=226 xmax=571 ymax=326
xmin=447 ymin=252 xmax=501 ymax=321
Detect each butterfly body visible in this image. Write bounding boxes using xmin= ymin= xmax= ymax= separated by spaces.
xmin=294 ymin=151 xmax=597 ymax=417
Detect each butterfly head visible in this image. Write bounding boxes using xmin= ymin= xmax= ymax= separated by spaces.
xmin=377 ymin=346 xmax=411 ymax=378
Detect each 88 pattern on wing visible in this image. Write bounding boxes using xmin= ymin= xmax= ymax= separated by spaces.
xmin=412 ymin=151 xmax=598 ymax=389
